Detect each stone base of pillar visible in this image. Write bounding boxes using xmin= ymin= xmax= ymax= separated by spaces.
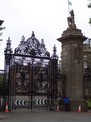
xmin=70 ymin=99 xmax=87 ymax=112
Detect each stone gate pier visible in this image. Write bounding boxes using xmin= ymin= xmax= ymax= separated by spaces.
xmin=57 ymin=10 xmax=87 ymax=111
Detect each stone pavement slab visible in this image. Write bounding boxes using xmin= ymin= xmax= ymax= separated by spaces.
xmin=0 ymin=111 xmax=91 ymax=122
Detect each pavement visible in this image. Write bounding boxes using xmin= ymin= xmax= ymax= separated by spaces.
xmin=0 ymin=110 xmax=91 ymax=122
xmin=0 ymin=113 xmax=6 ymax=119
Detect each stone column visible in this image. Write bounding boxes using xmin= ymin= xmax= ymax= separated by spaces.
xmin=57 ymin=27 xmax=87 ymax=111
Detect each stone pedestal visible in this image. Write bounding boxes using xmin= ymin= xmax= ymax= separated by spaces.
xmin=57 ymin=27 xmax=87 ymax=111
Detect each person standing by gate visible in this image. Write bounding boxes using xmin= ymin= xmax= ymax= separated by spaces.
xmin=64 ymin=96 xmax=70 ymax=111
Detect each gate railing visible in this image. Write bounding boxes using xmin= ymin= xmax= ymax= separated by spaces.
xmin=13 ymin=99 xmax=64 ymax=110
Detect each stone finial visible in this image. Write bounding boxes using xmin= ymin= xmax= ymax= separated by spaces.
xmin=32 ymin=31 xmax=35 ymax=37
xmin=21 ymin=35 xmax=25 ymax=41
xmin=7 ymin=36 xmax=11 ymax=43
xmin=41 ymin=39 xmax=44 ymax=45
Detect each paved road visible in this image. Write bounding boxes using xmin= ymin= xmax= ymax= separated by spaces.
xmin=0 ymin=110 xmax=91 ymax=122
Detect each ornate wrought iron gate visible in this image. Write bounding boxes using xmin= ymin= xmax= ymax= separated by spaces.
xmin=4 ymin=32 xmax=60 ymax=111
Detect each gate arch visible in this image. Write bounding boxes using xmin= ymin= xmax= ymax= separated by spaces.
xmin=4 ymin=32 xmax=64 ymax=111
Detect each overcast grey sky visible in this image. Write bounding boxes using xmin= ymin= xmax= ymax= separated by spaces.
xmin=0 ymin=0 xmax=91 ymax=69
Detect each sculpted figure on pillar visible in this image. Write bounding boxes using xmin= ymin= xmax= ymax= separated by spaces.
xmin=67 ymin=9 xmax=76 ymax=28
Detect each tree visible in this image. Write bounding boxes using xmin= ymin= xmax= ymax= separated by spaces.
xmin=88 ymin=0 xmax=91 ymax=24
xmin=0 ymin=75 xmax=4 ymax=95
xmin=0 ymin=20 xmax=5 ymax=41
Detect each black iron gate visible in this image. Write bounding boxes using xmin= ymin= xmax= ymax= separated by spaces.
xmin=4 ymin=32 xmax=60 ymax=111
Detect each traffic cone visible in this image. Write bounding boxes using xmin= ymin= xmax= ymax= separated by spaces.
xmin=56 ymin=105 xmax=60 ymax=112
xmin=78 ymin=105 xmax=81 ymax=112
xmin=5 ymin=102 xmax=9 ymax=113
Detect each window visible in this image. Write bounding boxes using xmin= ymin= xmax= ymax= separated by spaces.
xmin=84 ymin=61 xmax=87 ymax=68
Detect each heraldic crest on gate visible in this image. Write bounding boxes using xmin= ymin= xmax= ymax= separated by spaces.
xmin=4 ymin=31 xmax=60 ymax=111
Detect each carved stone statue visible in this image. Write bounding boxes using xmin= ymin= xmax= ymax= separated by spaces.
xmin=67 ymin=10 xmax=76 ymax=28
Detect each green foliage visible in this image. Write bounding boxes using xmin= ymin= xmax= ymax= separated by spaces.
xmin=89 ymin=18 xmax=91 ymax=24
xmin=0 ymin=74 xmax=4 ymax=96
xmin=87 ymin=1 xmax=91 ymax=25
xmin=88 ymin=3 xmax=91 ymax=8
xmin=87 ymin=99 xmax=91 ymax=108
xmin=0 ymin=75 xmax=3 ymax=81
